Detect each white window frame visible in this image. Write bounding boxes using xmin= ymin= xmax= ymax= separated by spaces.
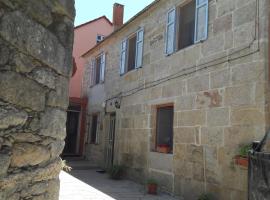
xmin=90 ymin=52 xmax=106 ymax=86
xmin=119 ymin=28 xmax=144 ymax=75
xmin=165 ymin=0 xmax=208 ymax=55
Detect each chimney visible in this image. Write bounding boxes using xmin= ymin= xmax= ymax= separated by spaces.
xmin=113 ymin=3 xmax=124 ymax=31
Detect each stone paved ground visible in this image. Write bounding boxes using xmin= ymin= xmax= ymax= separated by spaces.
xmin=59 ymin=169 xmax=179 ymax=200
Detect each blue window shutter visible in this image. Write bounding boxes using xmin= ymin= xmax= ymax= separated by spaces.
xmin=135 ymin=28 xmax=144 ymax=68
xmin=165 ymin=7 xmax=176 ymax=55
xmin=120 ymin=39 xmax=127 ymax=75
xmin=100 ymin=53 xmax=106 ymax=82
xmin=194 ymin=0 xmax=208 ymax=43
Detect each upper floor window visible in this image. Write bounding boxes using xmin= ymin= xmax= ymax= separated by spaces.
xmin=165 ymin=0 xmax=208 ymax=55
xmin=120 ymin=28 xmax=144 ymax=75
xmin=96 ymin=34 xmax=105 ymax=43
xmin=90 ymin=53 xmax=105 ymax=86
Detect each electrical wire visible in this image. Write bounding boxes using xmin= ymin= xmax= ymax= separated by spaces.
xmin=104 ymin=0 xmax=261 ymax=108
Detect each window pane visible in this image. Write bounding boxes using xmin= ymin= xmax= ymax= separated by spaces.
xmin=136 ymin=41 xmax=143 ymax=67
xmin=127 ymin=35 xmax=136 ymax=71
xmin=197 ymin=0 xmax=207 ymax=6
xmin=178 ymin=0 xmax=196 ymax=50
xmin=120 ymin=51 xmax=126 ymax=74
xmin=196 ymin=5 xmax=207 ymax=41
xmin=95 ymin=57 xmax=101 ymax=84
xmin=156 ymin=106 xmax=174 ymax=153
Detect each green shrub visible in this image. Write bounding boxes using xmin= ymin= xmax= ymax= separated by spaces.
xmin=198 ymin=193 xmax=214 ymax=200
xmin=147 ymin=178 xmax=158 ymax=185
xmin=61 ymin=159 xmax=72 ymax=172
xmin=238 ymin=144 xmax=252 ymax=157
xmin=108 ymin=165 xmax=125 ymax=180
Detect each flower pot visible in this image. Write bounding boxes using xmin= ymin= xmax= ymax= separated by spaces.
xmin=157 ymin=144 xmax=170 ymax=153
xmin=147 ymin=184 xmax=157 ymax=195
xmin=235 ymin=156 xmax=248 ymax=167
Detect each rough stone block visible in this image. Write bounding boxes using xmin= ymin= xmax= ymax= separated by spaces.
xmin=233 ymin=2 xmax=256 ymax=27
xmin=39 ymin=108 xmax=67 ymax=140
xmin=207 ymin=107 xmax=229 ymax=126
xmin=178 ymin=110 xmax=206 ymax=126
xmin=46 ymin=76 xmax=69 ymax=109
xmin=217 ymin=0 xmax=236 ymax=17
xmin=175 ymin=94 xmax=195 ymax=111
xmin=224 ymin=84 xmax=255 ymax=106
xmin=30 ymin=68 xmax=56 ymax=89
xmin=186 ymin=144 xmax=204 ymax=164
xmin=0 ymin=106 xmax=28 ymax=130
xmin=0 ymin=153 xmax=10 ymax=178
xmin=10 ymin=143 xmax=50 ymax=167
xmin=201 ymin=127 xmax=224 ymax=146
xmin=187 ymin=74 xmax=209 ymax=93
xmin=210 ymin=68 xmax=230 ymax=89
xmin=201 ymin=34 xmax=225 ymax=56
xmin=162 ymin=81 xmax=183 ymax=98
xmin=224 ymin=125 xmax=264 ymax=148
xmin=149 ymin=152 xmax=173 ymax=172
xmin=231 ymin=62 xmax=264 ymax=85
xmin=0 ymin=71 xmax=46 ymax=111
xmin=196 ymin=90 xmax=223 ymax=108
xmin=213 ymin=14 xmax=232 ymax=35
xmin=231 ymin=107 xmax=264 ymax=125
xmin=174 ymin=127 xmax=199 ymax=144
xmin=0 ymin=11 xmax=69 ymax=76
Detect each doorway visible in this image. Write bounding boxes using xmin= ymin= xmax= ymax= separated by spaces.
xmin=105 ymin=113 xmax=116 ymax=168
xmin=63 ymin=105 xmax=81 ymax=155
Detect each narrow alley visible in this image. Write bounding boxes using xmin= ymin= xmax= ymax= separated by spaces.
xmin=59 ymin=169 xmax=179 ymax=200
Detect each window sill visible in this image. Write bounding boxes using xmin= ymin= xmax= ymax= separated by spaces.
xmin=166 ymin=41 xmax=202 ymax=57
xmin=120 ymin=66 xmax=142 ymax=77
xmin=151 ymin=150 xmax=173 ymax=155
xmin=90 ymin=82 xmax=104 ymax=88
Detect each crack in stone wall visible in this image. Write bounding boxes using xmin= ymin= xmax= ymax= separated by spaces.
xmin=0 ymin=0 xmax=75 ymax=199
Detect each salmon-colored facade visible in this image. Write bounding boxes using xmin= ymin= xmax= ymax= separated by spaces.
xmin=64 ymin=16 xmax=113 ymax=156
xmin=70 ymin=16 xmax=113 ymax=98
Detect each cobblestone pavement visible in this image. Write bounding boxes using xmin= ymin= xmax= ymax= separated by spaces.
xmin=59 ymin=169 xmax=179 ymax=200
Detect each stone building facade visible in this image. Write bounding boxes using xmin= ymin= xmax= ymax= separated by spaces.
xmin=0 ymin=0 xmax=75 ymax=199
xmin=82 ymin=0 xmax=269 ymax=199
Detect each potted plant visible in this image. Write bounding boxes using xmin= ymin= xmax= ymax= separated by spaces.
xmin=147 ymin=178 xmax=158 ymax=195
xmin=108 ymin=165 xmax=125 ymax=180
xmin=198 ymin=193 xmax=214 ymax=200
xmin=234 ymin=144 xmax=252 ymax=167
xmin=157 ymin=144 xmax=170 ymax=153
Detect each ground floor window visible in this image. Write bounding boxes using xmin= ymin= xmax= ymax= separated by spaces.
xmin=156 ymin=105 xmax=174 ymax=153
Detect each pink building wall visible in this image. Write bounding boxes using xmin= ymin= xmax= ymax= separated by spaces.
xmin=70 ymin=17 xmax=113 ymax=98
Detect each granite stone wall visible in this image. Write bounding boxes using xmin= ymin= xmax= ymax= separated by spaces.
xmin=0 ymin=0 xmax=75 ymax=199
xmin=83 ymin=0 xmax=269 ymax=199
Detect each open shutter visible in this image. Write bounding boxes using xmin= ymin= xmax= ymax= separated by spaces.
xmin=165 ymin=7 xmax=176 ymax=55
xmin=194 ymin=0 xmax=208 ymax=43
xmin=135 ymin=28 xmax=144 ymax=68
xmin=90 ymin=59 xmax=96 ymax=86
xmin=120 ymin=39 xmax=127 ymax=75
xmin=100 ymin=53 xmax=106 ymax=82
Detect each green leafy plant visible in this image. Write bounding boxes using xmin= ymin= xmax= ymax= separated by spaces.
xmin=108 ymin=165 xmax=125 ymax=180
xmin=198 ymin=193 xmax=214 ymax=200
xmin=61 ymin=159 xmax=72 ymax=172
xmin=238 ymin=144 xmax=252 ymax=157
xmin=147 ymin=178 xmax=158 ymax=185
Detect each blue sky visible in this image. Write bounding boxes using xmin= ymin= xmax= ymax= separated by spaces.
xmin=75 ymin=0 xmax=155 ymax=26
